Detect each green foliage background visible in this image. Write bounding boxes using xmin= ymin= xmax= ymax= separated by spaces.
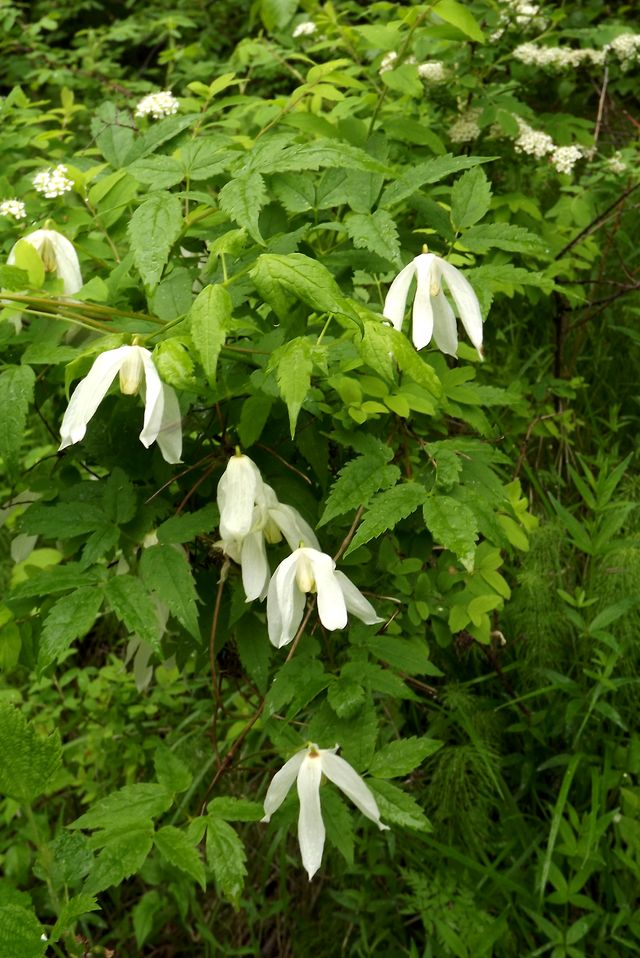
xmin=0 ymin=0 xmax=639 ymax=955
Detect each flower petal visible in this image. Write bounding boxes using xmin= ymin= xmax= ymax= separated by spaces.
xmin=217 ymin=455 xmax=262 ymax=539
xmin=334 ymin=571 xmax=383 ymax=625
xmin=309 ymin=550 xmax=348 ymax=631
xmin=241 ymin=531 xmax=270 ymax=602
xmin=383 ymin=260 xmax=417 ymax=331
xmin=321 ymin=751 xmax=389 ymax=830
xmin=58 ymin=345 xmax=130 ymax=449
xmin=438 ymin=259 xmax=483 ymax=355
xmin=296 ymin=753 xmax=325 ymax=880
xmin=412 ymin=254 xmax=435 ymax=350
xmin=154 ymin=382 xmax=183 ymax=464
xmin=48 ymin=231 xmax=83 ymax=295
xmin=267 ymin=551 xmax=306 ymax=648
xmin=261 ymin=748 xmax=307 ymax=822
xmin=431 ymin=290 xmax=458 ymax=356
xmin=138 ymin=348 xmax=165 ymax=449
xmin=269 ymin=503 xmax=320 ymax=551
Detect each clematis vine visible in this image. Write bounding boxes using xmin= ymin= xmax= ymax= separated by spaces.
xmin=59 ymin=344 xmax=182 ymax=463
xmin=383 ymin=250 xmax=483 ymax=358
xmin=8 ymin=227 xmax=83 ymax=295
xmin=262 ymin=743 xmax=389 ymax=880
xmin=267 ymin=546 xmax=382 ymax=648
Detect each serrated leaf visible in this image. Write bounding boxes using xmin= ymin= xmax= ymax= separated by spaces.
xmin=206 ymin=797 xmax=264 ymax=821
xmin=328 ymin=677 xmax=365 ymax=719
xmin=268 ymin=337 xmax=313 ymax=436
xmin=70 ymin=783 xmax=172 ymax=832
xmin=360 ymin=318 xmax=397 ymax=380
xmin=460 ymin=223 xmax=546 ymax=255
xmin=368 ymin=779 xmax=432 ymax=831
xmin=219 ymin=171 xmax=267 ymax=244
xmin=139 ymin=544 xmax=200 ymax=639
xmin=153 ymin=744 xmax=193 ymax=794
xmin=20 ymin=502 xmax=107 ymax=539
xmin=345 ymin=210 xmax=401 ymax=265
xmin=0 ymin=703 xmax=61 ymax=803
xmin=380 ymin=154 xmax=494 ymax=208
xmin=0 ymin=264 xmax=30 ymax=289
xmin=129 ymin=155 xmax=184 ymax=189
xmin=10 ymin=564 xmax=97 ymax=600
xmin=128 ymin=191 xmax=183 ymax=288
xmin=451 ymin=167 xmax=492 ymax=229
xmin=0 ymin=365 xmax=35 ymax=471
xmin=156 ymin=503 xmax=219 ymax=544
xmin=189 ymin=284 xmax=233 ymax=386
xmin=423 ymin=495 xmax=478 ymax=569
xmin=365 ymin=636 xmax=435 ymax=676
xmin=39 ymin=587 xmax=104 ymax=672
xmin=50 ymin=895 xmax=99 ymax=943
xmin=251 ymin=253 xmax=358 ymax=323
xmin=205 ymin=817 xmax=247 ymax=905
xmin=155 ymin=826 xmax=206 ymax=890
xmin=308 ymin=700 xmax=378 ymax=770
xmin=0 ymin=904 xmax=47 ymax=958
xmin=83 ymin=826 xmax=153 ymax=895
xmin=269 ymin=139 xmax=390 ymax=175
xmin=319 ymin=455 xmax=399 ymax=526
xmin=432 ymin=0 xmax=485 ymax=41
xmin=390 ymin=329 xmax=442 ymax=396
xmin=322 ymin=789 xmax=355 ymax=866
xmin=346 ymin=484 xmax=427 ymax=555
xmin=106 ymin=575 xmax=163 ymax=653
xmin=369 ymin=737 xmax=442 ymax=778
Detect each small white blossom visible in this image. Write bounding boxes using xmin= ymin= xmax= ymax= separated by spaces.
xmin=33 ymin=164 xmax=73 ymax=199
xmin=514 ymin=42 xmax=607 ymax=71
xmin=262 ymin=743 xmax=389 ymax=880
xmin=514 ymin=119 xmax=555 ymax=159
xmin=384 ymin=251 xmax=483 ymax=357
xmin=607 ymin=34 xmax=640 ymax=67
xmin=607 ymin=152 xmax=627 ymax=174
xmin=379 ymin=51 xmax=398 ymax=75
xmin=417 ymin=61 xmax=447 ymax=83
xmin=59 ymin=345 xmax=182 ymax=463
xmin=7 ymin=228 xmax=82 ymax=295
xmin=267 ymin=547 xmax=381 ymax=648
xmin=292 ymin=20 xmax=317 ymax=38
xmin=0 ymin=199 xmax=26 ymax=220
xmin=135 ymin=91 xmax=180 ymax=120
xmin=449 ymin=108 xmax=482 ymax=143
xmin=550 ymin=145 xmax=584 ymax=175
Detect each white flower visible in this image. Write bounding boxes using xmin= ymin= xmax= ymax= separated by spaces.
xmin=383 ymin=251 xmax=483 ymax=357
xmin=7 ymin=228 xmax=83 ymax=295
xmin=514 ymin=119 xmax=555 ymax=158
xmin=292 ymin=20 xmax=316 ymax=38
xmin=135 ymin=91 xmax=180 ymax=120
xmin=262 ymin=743 xmax=389 ymax=880
xmin=0 ymin=199 xmax=26 ymax=220
xmin=550 ymin=145 xmax=584 ymax=175
xmin=607 ymin=152 xmax=627 ymax=174
xmin=33 ymin=164 xmax=73 ymax=198
xmin=379 ymin=51 xmax=398 ymax=75
xmin=267 ymin=547 xmax=381 ymax=648
xmin=449 ymin=108 xmax=482 ymax=143
xmin=59 ymin=345 xmax=182 ymax=463
xmin=417 ymin=61 xmax=447 ymax=83
xmin=217 ymin=453 xmax=263 ymax=540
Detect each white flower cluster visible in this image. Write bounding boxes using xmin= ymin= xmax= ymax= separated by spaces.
xmin=292 ymin=20 xmax=316 ymax=38
xmin=491 ymin=0 xmax=547 ymax=40
xmin=607 ymin=152 xmax=627 ymax=174
xmin=379 ymin=51 xmax=398 ymax=74
xmin=514 ymin=42 xmax=605 ymax=70
xmin=514 ymin=119 xmax=555 ymax=158
xmin=417 ymin=60 xmax=447 ymax=83
xmin=449 ymin=108 xmax=482 ymax=143
xmin=0 ymin=199 xmax=26 ymax=220
xmin=134 ymin=90 xmax=180 ymax=120
xmin=607 ymin=33 xmax=640 ymax=68
xmin=33 ymin=164 xmax=73 ymax=198
xmin=550 ymin=145 xmax=584 ymax=175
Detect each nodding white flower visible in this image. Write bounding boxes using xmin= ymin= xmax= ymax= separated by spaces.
xmin=292 ymin=20 xmax=317 ymax=38
xmin=383 ymin=251 xmax=483 ymax=358
xmin=59 ymin=345 xmax=182 ymax=463
xmin=262 ymin=743 xmax=389 ymax=880
xmin=267 ymin=547 xmax=382 ymax=648
xmin=135 ymin=91 xmax=180 ymax=120
xmin=33 ymin=164 xmax=73 ymax=198
xmin=217 ymin=455 xmax=320 ymax=602
xmin=0 ymin=199 xmax=26 ymax=221
xmin=7 ymin=228 xmax=83 ymax=295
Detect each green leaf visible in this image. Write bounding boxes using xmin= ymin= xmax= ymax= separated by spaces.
xmin=20 ymin=502 xmax=107 ymax=539
xmin=390 ymin=329 xmax=442 ymax=396
xmin=460 ymin=223 xmax=546 ymax=255
xmin=346 ymin=483 xmax=427 ymax=555
xmin=0 ymin=365 xmax=35 ymax=471
xmin=328 ymin=677 xmax=365 ymax=719
xmin=319 ymin=455 xmax=399 ymax=526
xmin=50 ymin=895 xmax=99 ymax=943
xmin=129 ymin=155 xmax=184 ymax=189
xmin=0 ymin=264 xmax=30 ymax=290
xmin=432 ymin=0 xmax=485 ymax=42
xmin=206 ymin=817 xmax=247 ymax=905
xmin=128 ymin=191 xmax=183 ymax=289
xmin=423 ymin=495 xmax=479 ymax=569
xmin=0 ymin=904 xmax=47 ymax=958
xmin=268 ymin=337 xmax=313 ymax=436
xmin=345 ymin=210 xmax=401 ymax=265
xmin=251 ymin=253 xmax=358 ymax=322
xmin=260 ymin=0 xmax=298 ymax=30
xmin=308 ymin=701 xmax=378 ymax=770
xmin=219 ymin=171 xmax=267 ymax=244
xmin=0 ymin=703 xmax=61 ymax=803
xmin=8 ymin=240 xmax=45 ymax=287
xmin=189 ymin=284 xmax=233 ymax=386
xmin=368 ymin=779 xmax=432 ymax=831
xmin=451 ymin=167 xmax=492 ymax=229
xmin=103 ymin=467 xmax=137 ymax=524
xmin=132 ymin=891 xmax=163 ymax=949
xmin=380 ymin=154 xmax=494 ymax=208
xmin=39 ymin=587 xmax=104 ymax=672
xmin=71 ymin=783 xmax=173 ymax=832
xmin=154 ymin=744 xmax=193 ymax=794
xmin=156 ymin=503 xmax=218 ymax=545
xmin=106 ymin=575 xmax=163 ymax=653
xmin=155 ymin=825 xmax=206 ymax=890
xmin=322 ymin=789 xmax=355 ymax=866
xmin=270 ymin=140 xmax=391 ymax=176
xmin=207 ymin=797 xmax=264 ymax=821
xmin=369 ymin=737 xmax=442 ymax=778
xmin=365 ymin=636 xmax=435 ymax=676
xmin=84 ymin=826 xmax=154 ymax=895
xmin=140 ymin=544 xmax=200 ymax=639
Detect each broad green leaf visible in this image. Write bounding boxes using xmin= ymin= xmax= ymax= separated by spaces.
xmin=0 ymin=365 xmax=35 ymax=472
xmin=260 ymin=0 xmax=298 ymax=30
xmin=432 ymin=0 xmax=485 ymax=42
xmin=106 ymin=575 xmax=163 ymax=653
xmin=381 ymin=63 xmax=423 ymax=98
xmin=39 ymin=587 xmax=104 ymax=672
xmin=270 ymin=140 xmax=390 ymax=176
xmin=319 ymin=454 xmax=399 ymax=526
xmin=20 ymin=502 xmax=107 ymax=539
xmin=206 ymin=817 xmax=247 ymax=905
xmin=0 ymin=904 xmax=47 ymax=958
xmin=365 ymin=636 xmax=435 ymax=676
xmin=346 ymin=483 xmax=427 ymax=555
xmin=9 ymin=240 xmax=45 ymax=287
xmin=460 ymin=223 xmax=546 ymax=255
xmin=0 ymin=703 xmax=61 ymax=803
xmin=133 ymin=891 xmax=163 ymax=949
xmin=380 ymin=154 xmax=494 ymax=208
xmin=155 ymin=826 xmax=206 ymax=890
xmin=235 ymin=615 xmax=272 ymax=694
xmin=268 ymin=337 xmax=313 ymax=436
xmin=50 ymin=895 xmax=99 ymax=943
xmin=103 ymin=467 xmax=137 ymax=524
xmin=251 ymin=253 xmax=358 ymax=322
xmin=84 ymin=826 xmax=154 ymax=895
xmin=189 ymin=284 xmax=233 ymax=386
xmin=219 ymin=171 xmax=267 ymax=244
xmin=129 ymin=155 xmax=184 ymax=189
xmin=207 ymin=797 xmax=264 ymax=821
xmin=370 ymin=737 xmax=442 ymax=778
xmin=0 ymin=264 xmax=30 ymax=289
xmin=451 ymin=167 xmax=492 ymax=229
xmin=345 ymin=210 xmax=401 ymax=265
xmin=322 ymin=790 xmax=355 ymax=866
xmin=368 ymin=779 xmax=432 ymax=831
xmin=308 ymin=701 xmax=379 ymax=771
xmin=128 ymin=191 xmax=183 ymax=289
xmin=328 ymin=677 xmax=365 ymax=719
xmin=423 ymin=495 xmax=479 ymax=569
xmin=140 ymin=544 xmax=200 ymax=639
xmin=389 ymin=329 xmax=442 ymax=396
xmin=71 ymin=783 xmax=173 ymax=832
xmin=156 ymin=503 xmax=218 ymax=544
xmin=154 ymin=744 xmax=193 ymax=794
